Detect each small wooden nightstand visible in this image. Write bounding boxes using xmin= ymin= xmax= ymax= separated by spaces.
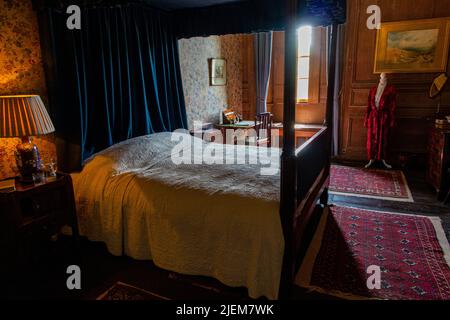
xmin=0 ymin=173 xmax=80 ymax=274
xmin=426 ymin=127 xmax=450 ymax=200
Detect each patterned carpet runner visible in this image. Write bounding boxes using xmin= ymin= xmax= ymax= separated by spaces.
xmin=296 ymin=206 xmax=450 ymax=300
xmin=330 ymin=165 xmax=413 ymax=202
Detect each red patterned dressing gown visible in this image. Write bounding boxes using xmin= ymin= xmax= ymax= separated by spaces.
xmin=364 ymin=85 xmax=397 ymax=161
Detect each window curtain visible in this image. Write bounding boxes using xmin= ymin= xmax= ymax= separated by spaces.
xmin=254 ymin=32 xmax=273 ymax=115
xmin=39 ymin=4 xmax=188 ymax=162
xmin=326 ymin=24 xmax=345 ymax=157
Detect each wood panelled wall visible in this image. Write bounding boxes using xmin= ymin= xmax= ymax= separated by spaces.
xmin=340 ymin=0 xmax=450 ymax=161
xmin=241 ymin=34 xmax=256 ymax=120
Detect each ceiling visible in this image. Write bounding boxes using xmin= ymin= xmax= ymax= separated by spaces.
xmin=144 ymin=0 xmax=244 ymax=11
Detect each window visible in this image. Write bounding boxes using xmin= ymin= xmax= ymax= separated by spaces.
xmin=296 ymin=26 xmax=312 ymax=102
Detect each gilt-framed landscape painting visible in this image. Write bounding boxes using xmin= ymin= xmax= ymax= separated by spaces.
xmin=374 ymin=18 xmax=450 ymax=73
xmin=210 ymin=58 xmax=227 ymax=86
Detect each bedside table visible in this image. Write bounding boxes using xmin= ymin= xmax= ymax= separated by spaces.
xmin=0 ymin=173 xmax=80 ymax=274
xmin=426 ymin=127 xmax=450 ymax=200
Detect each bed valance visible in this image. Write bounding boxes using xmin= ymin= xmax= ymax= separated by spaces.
xmin=34 ymin=0 xmax=346 ymax=37
xmin=173 ymin=0 xmax=346 ymax=39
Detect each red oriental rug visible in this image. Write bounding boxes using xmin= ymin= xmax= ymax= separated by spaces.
xmin=295 ymin=206 xmax=450 ymax=300
xmin=330 ymin=165 xmax=413 ymax=202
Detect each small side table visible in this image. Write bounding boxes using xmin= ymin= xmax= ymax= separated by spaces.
xmin=214 ymin=121 xmax=256 ymax=144
xmin=0 ymin=173 xmax=80 ymax=274
xmin=190 ymin=128 xmax=223 ymax=142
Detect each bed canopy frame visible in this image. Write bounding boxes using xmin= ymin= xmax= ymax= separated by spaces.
xmin=34 ymin=0 xmax=346 ymax=298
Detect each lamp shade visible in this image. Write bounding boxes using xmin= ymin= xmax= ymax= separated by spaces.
xmin=0 ymin=95 xmax=55 ymax=138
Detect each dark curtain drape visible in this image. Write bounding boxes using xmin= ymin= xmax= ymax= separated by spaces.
xmin=38 ymin=3 xmax=188 ymax=162
xmin=254 ymin=32 xmax=273 ymax=115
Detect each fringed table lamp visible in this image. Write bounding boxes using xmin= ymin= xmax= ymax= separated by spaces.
xmin=0 ymin=95 xmax=55 ymax=182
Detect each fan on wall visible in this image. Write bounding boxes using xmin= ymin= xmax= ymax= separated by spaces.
xmin=430 ymin=73 xmax=449 ymax=129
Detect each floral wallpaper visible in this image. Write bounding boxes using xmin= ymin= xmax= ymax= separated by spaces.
xmin=178 ymin=34 xmax=244 ymax=129
xmin=0 ymin=0 xmax=56 ymax=180
xmin=0 ymin=0 xmax=46 ymax=96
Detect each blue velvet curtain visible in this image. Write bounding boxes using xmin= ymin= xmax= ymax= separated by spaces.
xmin=41 ymin=4 xmax=188 ymax=161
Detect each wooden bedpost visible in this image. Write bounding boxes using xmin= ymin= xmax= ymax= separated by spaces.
xmin=325 ymin=24 xmax=338 ymax=130
xmin=279 ymin=0 xmax=298 ymax=299
xmin=321 ymin=23 xmax=338 ymax=205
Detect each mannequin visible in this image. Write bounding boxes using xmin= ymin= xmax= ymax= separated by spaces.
xmin=364 ymin=72 xmax=397 ymax=169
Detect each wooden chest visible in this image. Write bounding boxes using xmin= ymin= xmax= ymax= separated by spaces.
xmin=426 ymin=127 xmax=450 ymax=199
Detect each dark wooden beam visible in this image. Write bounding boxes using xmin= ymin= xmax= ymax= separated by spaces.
xmin=279 ymin=0 xmax=298 ymax=299
xmin=325 ymin=24 xmax=338 ymax=129
xmin=324 ymin=24 xmax=338 ymax=166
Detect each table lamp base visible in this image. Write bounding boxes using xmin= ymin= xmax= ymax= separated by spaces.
xmin=15 ymin=136 xmax=41 ymax=183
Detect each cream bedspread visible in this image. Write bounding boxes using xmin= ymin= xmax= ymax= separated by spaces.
xmin=72 ymin=132 xmax=283 ymax=299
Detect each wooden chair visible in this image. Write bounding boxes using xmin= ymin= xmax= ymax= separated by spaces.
xmin=255 ymin=112 xmax=273 ymax=147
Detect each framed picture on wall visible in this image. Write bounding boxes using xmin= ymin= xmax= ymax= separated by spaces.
xmin=374 ymin=18 xmax=450 ymax=73
xmin=210 ymin=58 xmax=227 ymax=86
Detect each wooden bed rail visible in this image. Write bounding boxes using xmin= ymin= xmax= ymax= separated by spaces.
xmin=278 ymin=0 xmax=338 ymax=296
xmin=293 ymin=126 xmax=331 ymax=269
xmin=279 ymin=126 xmax=331 ymax=298
xmin=295 ymin=127 xmax=330 ymax=202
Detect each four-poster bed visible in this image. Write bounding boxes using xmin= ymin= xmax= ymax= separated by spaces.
xmin=172 ymin=0 xmax=343 ymax=298
xmin=35 ymin=0 xmax=346 ymax=299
